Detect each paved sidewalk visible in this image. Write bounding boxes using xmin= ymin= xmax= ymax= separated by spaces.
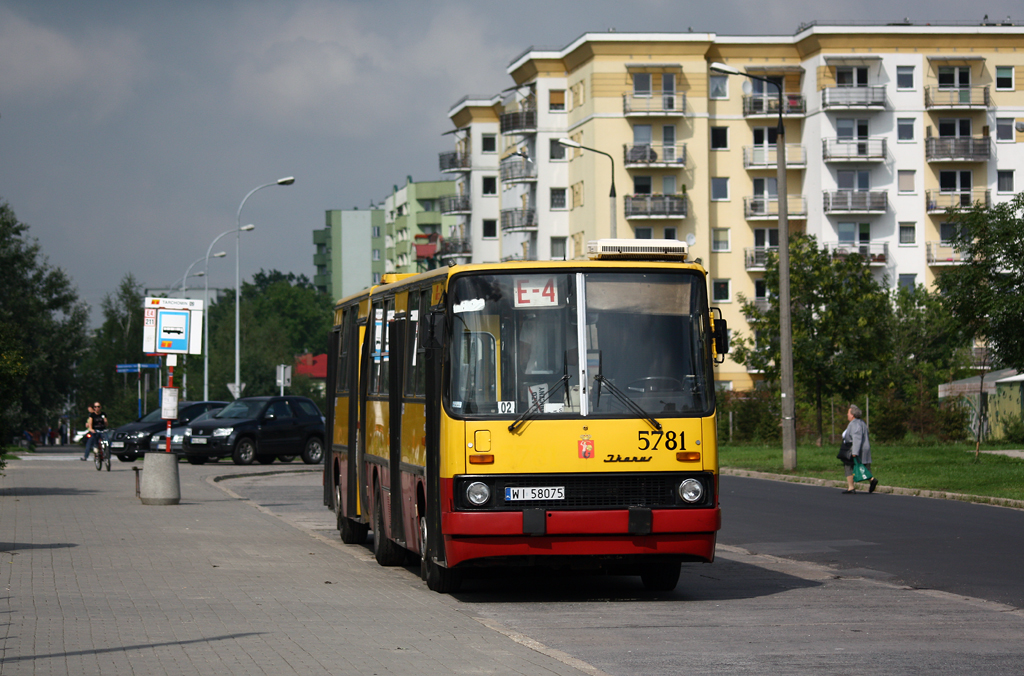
xmin=0 ymin=452 xmax=592 ymax=675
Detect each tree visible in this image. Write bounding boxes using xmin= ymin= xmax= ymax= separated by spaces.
xmin=0 ymin=200 xmax=90 ymax=443
xmin=936 ymin=192 xmax=1024 ymax=371
xmin=731 ymin=233 xmax=890 ymax=442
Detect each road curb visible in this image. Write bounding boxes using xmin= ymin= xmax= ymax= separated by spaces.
xmin=720 ymin=467 xmax=1024 ymax=511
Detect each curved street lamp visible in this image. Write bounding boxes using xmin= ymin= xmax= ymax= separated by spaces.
xmin=710 ymin=62 xmax=796 ymax=469
xmin=558 ymin=138 xmax=616 ymax=238
xmin=202 ymin=226 xmax=248 ymax=401
xmin=232 ymin=177 xmax=295 ymax=399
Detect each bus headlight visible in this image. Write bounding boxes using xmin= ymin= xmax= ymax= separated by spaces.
xmin=465 ymin=481 xmax=491 ymax=507
xmin=678 ymin=478 xmax=704 ymax=504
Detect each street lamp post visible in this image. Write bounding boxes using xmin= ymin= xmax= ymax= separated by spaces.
xmin=233 ymin=177 xmax=295 ymax=399
xmin=710 ymin=62 xmax=796 ymax=469
xmin=178 ymin=256 xmax=209 ymax=292
xmin=201 ymin=229 xmax=242 ymax=401
xmin=557 ymin=138 xmax=617 ymax=239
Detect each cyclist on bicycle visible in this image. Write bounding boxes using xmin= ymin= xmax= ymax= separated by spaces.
xmin=81 ymin=402 xmax=108 ymax=461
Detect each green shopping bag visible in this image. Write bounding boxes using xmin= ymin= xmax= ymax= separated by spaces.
xmin=853 ymin=459 xmax=873 ymax=482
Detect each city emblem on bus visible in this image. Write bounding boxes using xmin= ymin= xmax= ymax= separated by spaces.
xmin=578 ymin=436 xmax=594 ymax=459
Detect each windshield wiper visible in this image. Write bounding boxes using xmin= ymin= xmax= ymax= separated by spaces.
xmin=508 ymin=373 xmax=570 ymax=434
xmin=594 ymin=375 xmax=662 ymax=431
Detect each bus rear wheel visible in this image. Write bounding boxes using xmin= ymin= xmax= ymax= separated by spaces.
xmin=372 ymin=490 xmax=405 ymax=566
xmin=420 ymin=516 xmax=463 ymax=593
xmin=640 ymin=559 xmax=681 ymax=592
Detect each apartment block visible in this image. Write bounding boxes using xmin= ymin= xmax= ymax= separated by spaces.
xmin=382 ymin=177 xmax=459 ymax=275
xmin=441 ymin=21 xmax=1023 ymax=391
xmin=313 ymin=208 xmax=381 ymax=300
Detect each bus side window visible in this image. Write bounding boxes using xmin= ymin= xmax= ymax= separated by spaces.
xmin=405 ymin=289 xmax=426 ymax=397
xmin=336 ymin=307 xmax=353 ymax=394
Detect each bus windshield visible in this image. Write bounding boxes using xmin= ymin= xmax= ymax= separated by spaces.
xmin=447 ymin=270 xmax=712 ymax=419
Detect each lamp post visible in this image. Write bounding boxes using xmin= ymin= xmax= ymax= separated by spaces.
xmin=177 ymin=256 xmax=209 ymax=292
xmin=202 ymin=228 xmax=244 ymax=401
xmin=557 ymin=138 xmax=617 ymax=239
xmin=710 ymin=62 xmax=796 ymax=469
xmin=233 ymin=177 xmax=295 ymax=399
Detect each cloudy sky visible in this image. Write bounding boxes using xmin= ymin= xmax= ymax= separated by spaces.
xmin=1 ymin=0 xmax=1018 ymax=325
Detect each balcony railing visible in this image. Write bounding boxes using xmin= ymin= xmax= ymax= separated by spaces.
xmin=622 ymin=143 xmax=687 ymax=167
xmin=925 ymin=136 xmax=991 ymax=162
xmin=743 ymin=195 xmax=808 ymax=220
xmin=623 ymin=194 xmax=688 ymax=219
xmin=438 ymin=151 xmax=471 ymax=173
xmin=926 ymin=189 xmax=991 ymax=213
xmin=821 ymin=86 xmax=886 ymax=109
xmin=822 ymin=137 xmax=887 ymax=162
xmin=500 ymin=207 xmax=537 ymax=232
xmin=924 ymin=85 xmax=990 ymax=108
xmin=925 ymin=241 xmax=966 ymax=265
xmin=623 ymin=91 xmax=686 ymax=116
xmin=439 ymin=238 xmax=472 ymax=256
xmin=439 ymin=195 xmax=471 ymax=214
xmin=742 ymin=144 xmax=806 ymax=169
xmin=742 ymin=93 xmax=806 ymax=116
xmin=500 ymin=157 xmax=537 ymax=183
xmin=824 ymin=241 xmax=889 ymax=265
xmin=823 ymin=190 xmax=887 ymax=213
xmin=500 ymin=108 xmax=537 ymax=134
xmin=744 ymin=246 xmax=778 ymax=271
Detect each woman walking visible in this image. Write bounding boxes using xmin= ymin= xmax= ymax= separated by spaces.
xmin=842 ymin=404 xmax=878 ymax=494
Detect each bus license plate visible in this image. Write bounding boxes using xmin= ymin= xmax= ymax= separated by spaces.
xmin=191 ymin=438 xmax=207 ymax=445
xmin=110 ymin=441 xmax=124 ymax=448
xmin=505 ymin=486 xmax=564 ymax=501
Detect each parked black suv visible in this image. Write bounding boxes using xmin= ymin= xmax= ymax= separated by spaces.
xmin=109 ymin=400 xmax=228 ymax=462
xmin=182 ymin=396 xmax=325 ymax=465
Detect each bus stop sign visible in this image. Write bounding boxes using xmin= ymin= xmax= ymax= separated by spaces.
xmin=142 ymin=297 xmax=204 ymax=355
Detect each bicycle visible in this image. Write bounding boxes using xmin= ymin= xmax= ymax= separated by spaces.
xmin=93 ymin=430 xmax=111 ymax=471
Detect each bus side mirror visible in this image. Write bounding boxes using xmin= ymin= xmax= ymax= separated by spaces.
xmin=424 ymin=312 xmax=446 ymax=349
xmin=711 ymin=308 xmax=728 ymax=361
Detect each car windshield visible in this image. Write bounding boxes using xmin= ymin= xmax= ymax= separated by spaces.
xmin=139 ymin=408 xmax=165 ymax=423
xmin=447 ymin=270 xmax=712 ymax=419
xmin=214 ymin=400 xmax=264 ymax=419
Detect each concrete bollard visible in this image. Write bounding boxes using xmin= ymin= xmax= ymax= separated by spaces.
xmin=139 ymin=452 xmax=181 ymax=505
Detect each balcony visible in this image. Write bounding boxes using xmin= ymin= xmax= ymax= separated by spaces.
xmin=500 ymin=108 xmax=537 ymax=135
xmin=500 ymin=157 xmax=537 ymax=183
xmin=925 ymin=136 xmax=991 ymax=162
xmin=742 ymin=93 xmax=806 ymax=117
xmin=500 ymin=207 xmax=537 ymax=232
xmin=824 ymin=241 xmax=889 ymax=266
xmin=743 ymin=195 xmax=808 ymax=220
xmin=439 ymin=238 xmax=472 ymax=256
xmin=823 ymin=190 xmax=887 ymax=214
xmin=623 ymin=194 xmax=688 ymax=219
xmin=742 ymin=144 xmax=806 ymax=169
xmin=313 ymin=252 xmax=329 ymax=267
xmin=622 ymin=143 xmax=687 ymax=168
xmin=821 ymin=86 xmax=886 ymax=110
xmin=924 ymin=86 xmax=990 ymax=109
xmin=439 ymin=195 xmax=471 ymax=215
xmin=822 ymin=137 xmax=887 ymax=162
xmin=623 ymin=91 xmax=686 ymax=116
xmin=926 ymin=189 xmax=991 ymax=213
xmin=744 ymin=247 xmax=778 ymax=271
xmin=926 ymin=241 xmax=966 ymax=265
xmin=439 ymin=151 xmax=471 ymax=173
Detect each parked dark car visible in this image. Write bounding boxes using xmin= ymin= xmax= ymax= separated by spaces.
xmin=109 ymin=400 xmax=229 ymax=462
xmin=149 ymin=407 xmax=227 ymax=456
xmin=182 ymin=396 xmax=324 ymax=466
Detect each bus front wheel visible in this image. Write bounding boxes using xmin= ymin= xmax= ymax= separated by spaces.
xmin=420 ymin=516 xmax=463 ymax=593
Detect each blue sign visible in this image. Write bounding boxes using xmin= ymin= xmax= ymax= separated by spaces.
xmin=157 ymin=310 xmax=190 ymax=353
xmin=116 ymin=363 xmax=161 ymax=374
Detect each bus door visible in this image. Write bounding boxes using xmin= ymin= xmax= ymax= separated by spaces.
xmin=387 ymin=295 xmax=407 ymax=547
xmin=423 ymin=286 xmax=446 ymax=570
xmin=325 ymin=325 xmax=339 ymax=507
xmin=341 ymin=305 xmax=363 ymax=521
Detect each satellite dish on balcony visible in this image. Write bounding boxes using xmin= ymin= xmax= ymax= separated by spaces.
xmin=1016 ymin=121 xmax=1024 ymax=133
xmin=741 ymin=80 xmax=753 ymax=96
xmin=686 ymin=233 xmax=697 ymax=247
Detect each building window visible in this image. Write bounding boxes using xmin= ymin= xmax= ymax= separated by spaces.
xmin=996 ymin=66 xmax=1014 ymax=91
xmin=896 ymin=65 xmax=914 ymax=90
xmin=662 ymin=175 xmax=677 ymax=195
xmin=899 ymin=223 xmax=916 ymax=245
xmin=940 ymin=222 xmax=958 ymax=245
xmin=549 ymin=138 xmax=566 ymax=161
xmin=372 ymin=226 xmax=381 ymax=238
xmin=482 ymin=219 xmax=497 ymax=238
xmin=712 ymin=228 xmax=730 ymax=252
xmin=420 ymin=199 xmax=434 ymax=212
xmin=550 ymin=237 xmax=567 ymax=260
xmin=663 ymin=227 xmax=677 ymax=240
xmin=372 ymin=249 xmax=381 ymax=261
xmin=633 ymin=73 xmax=651 ymax=97
xmin=898 ymin=170 xmax=915 ymax=194
xmin=709 ymin=75 xmax=728 ymax=99
xmin=998 ymin=170 xmax=1014 ymax=194
xmin=373 ymin=272 xmax=382 ymax=285
xmin=712 ymin=279 xmax=730 ymax=303
xmin=482 ymin=176 xmax=497 ymax=195
xmin=550 ymin=188 xmax=567 ymax=210
xmin=635 ymin=227 xmax=653 ymax=239
xmin=549 ymin=89 xmax=565 ymax=112
xmin=897 ymin=118 xmax=915 ymax=142
xmin=754 ymin=279 xmax=767 ymax=300
xmin=898 ymin=274 xmax=916 ymax=291
xmin=711 ymin=177 xmax=729 ymax=201
xmin=996 ymin=118 xmax=1015 ymax=142
xmin=633 ymin=176 xmax=652 ymax=195
xmin=836 ymin=66 xmax=868 ymax=87
xmin=710 ymin=126 xmax=728 ymax=150
xmin=481 ymin=134 xmax=497 ymax=153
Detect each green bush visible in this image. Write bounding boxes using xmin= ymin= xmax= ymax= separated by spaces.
xmin=998 ymin=413 xmax=1024 ymax=444
xmin=718 ymin=389 xmax=780 ymax=444
xmin=937 ymin=397 xmax=970 ymax=442
xmin=872 ymin=389 xmax=908 ymax=443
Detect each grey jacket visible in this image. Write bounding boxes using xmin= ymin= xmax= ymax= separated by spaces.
xmin=843 ymin=417 xmax=871 ymax=465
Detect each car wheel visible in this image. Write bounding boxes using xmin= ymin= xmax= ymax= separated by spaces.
xmin=186 ymin=456 xmax=207 ymax=465
xmin=372 ymin=489 xmax=406 ymax=566
xmin=301 ymin=437 xmax=324 ymax=464
xmin=421 ymin=515 xmax=462 ymax=593
xmin=117 ymin=454 xmax=132 ymax=462
xmin=639 ymin=559 xmax=681 ymax=592
xmin=257 ymin=456 xmax=275 ymax=465
xmin=278 ymin=455 xmax=296 ymax=463
xmin=232 ymin=438 xmax=256 ymax=465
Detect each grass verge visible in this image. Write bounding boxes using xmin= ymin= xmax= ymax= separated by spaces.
xmin=720 ymin=443 xmax=1024 ymax=502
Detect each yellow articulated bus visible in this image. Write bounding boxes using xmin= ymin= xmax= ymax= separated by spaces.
xmin=323 ymin=239 xmax=728 ymax=593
